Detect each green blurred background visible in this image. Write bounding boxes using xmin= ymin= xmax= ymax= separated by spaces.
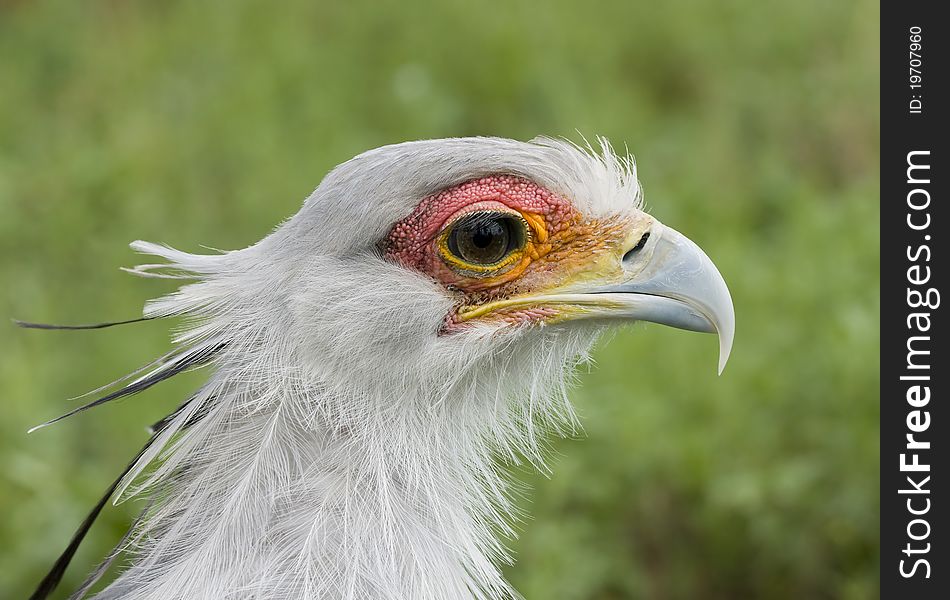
xmin=0 ymin=0 xmax=879 ymax=598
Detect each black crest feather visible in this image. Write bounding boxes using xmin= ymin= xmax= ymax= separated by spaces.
xmin=19 ymin=317 xmax=226 ymax=598
xmin=13 ymin=317 xmax=154 ymax=331
xmin=28 ymin=435 xmax=159 ymax=600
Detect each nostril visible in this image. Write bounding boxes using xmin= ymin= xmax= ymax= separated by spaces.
xmin=622 ymin=232 xmax=650 ymax=263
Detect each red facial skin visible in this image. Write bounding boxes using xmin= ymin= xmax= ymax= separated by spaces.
xmin=384 ymin=175 xmax=629 ymax=328
xmin=386 ymin=175 xmax=575 ymax=287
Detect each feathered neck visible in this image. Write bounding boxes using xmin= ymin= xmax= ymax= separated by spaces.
xmin=50 ymin=240 xmax=598 ymax=600
xmin=95 ymin=381 xmax=512 ymax=599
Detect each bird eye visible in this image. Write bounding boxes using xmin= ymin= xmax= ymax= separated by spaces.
xmin=440 ymin=212 xmax=527 ymax=275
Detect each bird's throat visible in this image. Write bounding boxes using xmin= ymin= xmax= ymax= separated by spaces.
xmin=98 ymin=383 xmax=521 ymax=600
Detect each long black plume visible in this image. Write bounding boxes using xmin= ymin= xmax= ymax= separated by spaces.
xmin=29 ymin=343 xmax=225 ymax=433
xmin=148 ymin=395 xmax=198 ymax=435
xmin=13 ymin=317 xmax=154 ymax=330
xmin=67 ymin=499 xmax=154 ymax=600
xmin=29 ymin=383 xmax=218 ymax=599
xmin=28 ymin=433 xmax=161 ymax=600
xmin=22 ymin=321 xmax=226 ymax=597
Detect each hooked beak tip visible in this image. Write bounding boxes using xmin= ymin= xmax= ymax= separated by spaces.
xmin=717 ymin=320 xmax=734 ymax=375
xmin=599 ymin=221 xmax=735 ymax=374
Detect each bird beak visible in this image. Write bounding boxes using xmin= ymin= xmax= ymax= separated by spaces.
xmin=586 ymin=221 xmax=735 ymax=374
xmin=455 ymin=219 xmax=734 ymax=373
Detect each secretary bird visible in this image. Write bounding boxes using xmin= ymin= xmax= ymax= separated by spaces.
xmin=26 ymin=136 xmax=734 ymax=600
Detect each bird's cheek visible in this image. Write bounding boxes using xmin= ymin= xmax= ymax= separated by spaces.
xmin=517 ymin=217 xmax=635 ymax=291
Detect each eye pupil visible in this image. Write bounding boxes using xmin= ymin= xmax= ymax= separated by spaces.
xmin=445 ymin=212 xmax=525 ymax=269
xmin=471 ymin=228 xmax=495 ymax=249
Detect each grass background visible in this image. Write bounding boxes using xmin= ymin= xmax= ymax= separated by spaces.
xmin=0 ymin=0 xmax=879 ymax=598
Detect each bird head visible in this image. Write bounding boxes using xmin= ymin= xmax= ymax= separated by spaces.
xmin=132 ymin=136 xmax=733 ymax=447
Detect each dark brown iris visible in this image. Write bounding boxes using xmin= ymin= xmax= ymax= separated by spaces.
xmin=446 ymin=213 xmax=524 ymax=266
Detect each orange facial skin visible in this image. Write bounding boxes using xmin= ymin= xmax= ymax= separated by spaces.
xmin=384 ymin=175 xmax=634 ymax=327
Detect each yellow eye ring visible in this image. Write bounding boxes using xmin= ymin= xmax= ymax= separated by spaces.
xmin=437 ymin=211 xmax=531 ymax=278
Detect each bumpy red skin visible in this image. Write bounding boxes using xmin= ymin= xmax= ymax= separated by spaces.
xmin=386 ymin=175 xmax=574 ymax=288
xmin=384 ymin=175 xmax=628 ymax=328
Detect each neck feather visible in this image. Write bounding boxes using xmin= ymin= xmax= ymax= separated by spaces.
xmin=96 ymin=373 xmax=554 ymax=600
